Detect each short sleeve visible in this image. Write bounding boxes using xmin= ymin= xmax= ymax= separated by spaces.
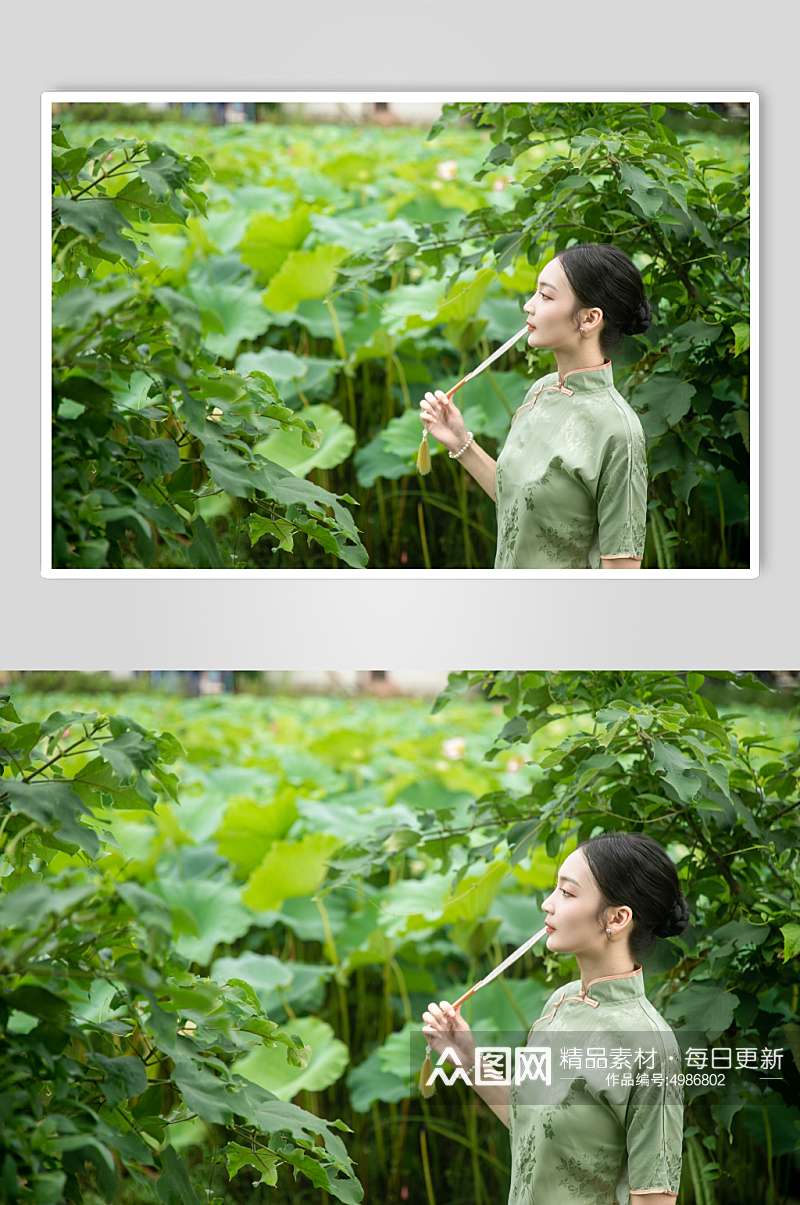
xmin=624 ymin=1033 xmax=683 ymax=1194
xmin=596 ymin=421 xmax=648 ymax=559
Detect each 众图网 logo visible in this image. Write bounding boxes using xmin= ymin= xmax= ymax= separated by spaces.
xmin=424 ymin=1047 xmax=552 ymax=1089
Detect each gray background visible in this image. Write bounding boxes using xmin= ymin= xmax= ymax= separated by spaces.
xmin=4 ymin=1 xmax=795 ymax=670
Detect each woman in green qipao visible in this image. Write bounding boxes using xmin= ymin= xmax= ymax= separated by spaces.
xmin=419 ymin=244 xmax=652 ymax=569
xmin=422 ymin=833 xmax=690 ymax=1205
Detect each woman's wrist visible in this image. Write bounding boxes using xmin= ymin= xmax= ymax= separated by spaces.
xmin=449 ymin=431 xmax=474 ymax=462
xmin=463 ymin=1051 xmax=479 ymax=1077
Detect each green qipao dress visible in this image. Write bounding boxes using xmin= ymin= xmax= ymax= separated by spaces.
xmin=494 ymin=361 xmax=647 ymax=569
xmin=508 ymin=966 xmax=683 ymax=1204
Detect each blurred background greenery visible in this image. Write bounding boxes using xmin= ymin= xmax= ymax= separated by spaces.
xmin=52 ymin=100 xmax=750 ymax=569
xmin=1 ymin=670 xmax=797 ymax=1203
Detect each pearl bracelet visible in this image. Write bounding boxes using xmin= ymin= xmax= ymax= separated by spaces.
xmin=449 ymin=431 xmax=474 ymax=461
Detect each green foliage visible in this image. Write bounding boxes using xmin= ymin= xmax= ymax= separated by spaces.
xmin=51 ymin=126 xmax=366 ymax=570
xmin=53 ymin=110 xmax=748 ymax=568
xmin=0 ymin=697 xmax=362 ymax=1205
xmin=428 ymin=673 xmax=798 ymax=1149
xmin=414 ymin=103 xmax=751 ymax=568
xmin=5 ymin=677 xmax=797 ymax=1203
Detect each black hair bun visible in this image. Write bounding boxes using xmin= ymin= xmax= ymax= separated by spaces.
xmin=656 ymin=891 xmax=690 ymax=939
xmin=623 ymin=296 xmax=653 ymax=337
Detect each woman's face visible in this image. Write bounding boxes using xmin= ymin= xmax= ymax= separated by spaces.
xmin=523 ymin=257 xmax=601 ymax=352
xmin=541 ymin=848 xmax=631 ymax=954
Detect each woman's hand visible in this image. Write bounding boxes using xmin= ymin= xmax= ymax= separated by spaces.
xmin=419 ymin=390 xmax=469 ymax=455
xmin=421 ymin=999 xmax=476 ymax=1070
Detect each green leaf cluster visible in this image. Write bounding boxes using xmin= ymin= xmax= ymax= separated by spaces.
xmin=339 ymin=102 xmax=751 ymax=568
xmin=6 ymin=675 xmax=799 ymax=1200
xmin=424 ymin=672 xmax=798 ymax=1133
xmin=0 ymin=695 xmax=362 ymax=1205
xmin=53 ymin=110 xmax=749 ymax=568
xmin=51 ymin=125 xmax=366 ymax=570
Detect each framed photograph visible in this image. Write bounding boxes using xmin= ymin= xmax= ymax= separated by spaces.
xmin=44 ymin=91 xmax=757 ymax=577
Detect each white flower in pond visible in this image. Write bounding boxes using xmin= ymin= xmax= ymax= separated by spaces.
xmin=441 ymin=736 xmax=466 ymax=761
xmin=436 ymin=160 xmax=458 ymax=181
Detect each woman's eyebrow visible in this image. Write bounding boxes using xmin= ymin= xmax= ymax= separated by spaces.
xmin=556 ymin=873 xmax=582 ymax=888
xmin=538 ymin=281 xmax=558 ymax=291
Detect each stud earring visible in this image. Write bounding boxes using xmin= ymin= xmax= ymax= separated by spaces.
xmin=580 ymin=326 xmax=585 ymax=333
xmin=605 ymin=928 xmax=611 ymax=935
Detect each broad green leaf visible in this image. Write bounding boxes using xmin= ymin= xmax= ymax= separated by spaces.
xmin=732 ymin=408 xmax=750 ymax=452
xmin=632 ymin=375 xmax=695 ymax=439
xmin=232 ymin=1015 xmax=348 ymax=1101
xmin=347 ymin=1049 xmax=410 ymax=1112
xmin=224 ymin=1142 xmax=279 ymax=1186
xmin=712 ymin=920 xmax=770 ymax=949
xmin=732 ymin=322 xmax=750 ymax=356
xmin=438 ymin=268 xmax=494 ymax=322
xmin=251 ymin=461 xmax=362 ymax=542
xmin=211 ymin=952 xmax=295 ymax=1010
xmin=181 ymin=280 xmax=271 ymax=360
xmin=156 ymin=1146 xmax=202 ymax=1205
xmin=239 ymin=207 xmax=312 ymax=281
xmin=0 ymin=882 xmax=93 ymax=932
xmin=665 ymin=981 xmax=739 ymax=1041
xmin=116 ymin=881 xmax=173 ymax=932
xmin=54 ymin=1136 xmax=118 ymax=1202
xmin=153 ymin=286 xmax=203 ymax=333
xmin=381 ymin=279 xmax=447 ymax=333
xmin=439 ymin=861 xmax=509 ymax=923
xmin=172 ymin=1058 xmax=234 ymax=1124
xmin=93 ymin=1054 xmax=148 ymax=1111
xmin=72 ymin=756 xmax=152 ymax=810
xmin=2 ymin=984 xmax=69 ymax=1020
xmin=247 ymin=514 xmax=295 ymax=553
xmin=617 ymin=162 xmax=663 ymax=218
xmin=263 ymin=245 xmax=350 ymax=312
xmin=236 ymin=345 xmax=308 ymax=384
xmin=781 ymin=923 xmax=800 ymax=962
xmin=353 ymin=432 xmax=409 ymax=487
xmin=203 ymin=208 xmax=249 ymax=254
xmin=149 ymin=877 xmax=252 ymax=965
xmin=52 ymin=285 xmax=135 ymax=328
xmin=53 ymin=197 xmax=139 ymax=265
xmin=244 ymin=832 xmax=343 ymax=912
xmin=215 ymin=793 xmax=298 ymax=873
xmin=115 ymin=179 xmax=188 ymax=226
xmin=671 ymin=319 xmax=723 ymax=346
xmin=382 ymin=408 xmax=438 ymax=463
xmin=649 ymin=738 xmax=702 ymax=802
xmin=0 ymin=780 xmax=99 ymax=856
xmin=253 ymin=404 xmax=356 ymax=477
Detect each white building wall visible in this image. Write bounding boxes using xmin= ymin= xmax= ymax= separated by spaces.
xmin=281 ymin=101 xmax=443 ymax=126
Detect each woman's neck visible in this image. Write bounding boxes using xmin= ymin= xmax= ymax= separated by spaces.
xmin=575 ymin=948 xmax=636 ymax=992
xmin=553 ymin=342 xmax=607 ymax=379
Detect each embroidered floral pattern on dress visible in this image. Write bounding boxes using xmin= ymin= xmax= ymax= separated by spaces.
xmin=494 ymin=363 xmax=647 ymax=569
xmin=508 ymin=968 xmax=683 ymax=1205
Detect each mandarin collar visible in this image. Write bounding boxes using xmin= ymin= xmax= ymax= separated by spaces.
xmin=556 ymin=358 xmax=613 ymax=391
xmin=579 ymin=963 xmax=644 ymax=1003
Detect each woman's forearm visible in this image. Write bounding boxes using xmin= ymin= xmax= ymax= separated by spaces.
xmin=454 ymin=441 xmax=497 ymax=500
xmin=466 ymin=1073 xmax=510 ymax=1127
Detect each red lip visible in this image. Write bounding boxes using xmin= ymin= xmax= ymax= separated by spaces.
xmin=545 ymin=923 xmax=555 ymax=932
